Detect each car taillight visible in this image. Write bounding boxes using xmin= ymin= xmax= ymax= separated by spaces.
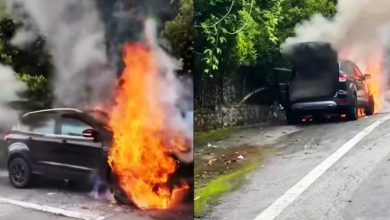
xmin=339 ymin=72 xmax=348 ymax=82
xmin=3 ymin=133 xmax=11 ymax=141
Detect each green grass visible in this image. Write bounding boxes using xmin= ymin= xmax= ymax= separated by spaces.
xmin=195 ymin=128 xmax=235 ymax=146
xmin=194 ymin=163 xmax=257 ymax=217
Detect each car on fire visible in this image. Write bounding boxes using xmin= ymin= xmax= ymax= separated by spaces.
xmin=3 ymin=108 xmax=193 ymax=205
xmin=280 ymin=42 xmax=375 ymax=124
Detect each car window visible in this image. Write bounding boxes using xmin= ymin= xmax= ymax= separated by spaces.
xmin=61 ymin=117 xmax=92 ymax=137
xmin=340 ymin=61 xmax=354 ymax=75
xmin=21 ymin=114 xmax=56 ymax=134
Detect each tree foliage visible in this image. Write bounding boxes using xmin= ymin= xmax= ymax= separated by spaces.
xmin=195 ymin=0 xmax=337 ymax=79
xmin=0 ymin=1 xmax=53 ymax=110
xmin=18 ymin=74 xmax=52 ymax=110
xmin=162 ymin=0 xmax=193 ymax=75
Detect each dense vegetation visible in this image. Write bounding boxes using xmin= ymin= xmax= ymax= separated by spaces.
xmin=194 ymin=0 xmax=337 ymax=107
xmin=0 ymin=0 xmax=53 ymax=111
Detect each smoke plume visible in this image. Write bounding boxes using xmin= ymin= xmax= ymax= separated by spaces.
xmin=6 ymin=0 xmax=193 ymax=161
xmin=145 ymin=19 xmax=193 ymax=163
xmin=283 ymin=0 xmax=390 ymax=111
xmin=0 ymin=65 xmax=26 ymax=128
xmin=6 ymin=0 xmax=116 ymax=108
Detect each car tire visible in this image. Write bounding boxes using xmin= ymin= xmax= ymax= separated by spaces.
xmin=111 ymin=178 xmax=135 ymax=206
xmin=346 ymin=95 xmax=358 ymax=121
xmin=8 ymin=157 xmax=32 ymax=188
xmin=365 ymin=96 xmax=375 ymax=116
xmin=286 ymin=109 xmax=299 ymax=125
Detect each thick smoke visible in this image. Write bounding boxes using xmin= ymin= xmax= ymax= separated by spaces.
xmin=145 ymin=19 xmax=193 ymax=163
xmin=96 ymin=0 xmax=176 ymax=75
xmin=6 ymin=0 xmax=116 ymax=108
xmin=0 ymin=65 xmax=26 ymax=128
xmin=284 ymin=0 xmax=390 ymax=110
xmin=6 ymin=0 xmax=193 ymax=162
xmin=284 ymin=0 xmax=390 ymax=57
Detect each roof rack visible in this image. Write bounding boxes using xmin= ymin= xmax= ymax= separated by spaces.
xmin=22 ymin=108 xmax=82 ymax=117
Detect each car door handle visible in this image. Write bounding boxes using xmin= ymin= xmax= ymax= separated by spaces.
xmin=62 ymin=140 xmax=68 ymax=143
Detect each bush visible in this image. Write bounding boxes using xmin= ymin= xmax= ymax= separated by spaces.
xmin=17 ymin=74 xmax=52 ymax=111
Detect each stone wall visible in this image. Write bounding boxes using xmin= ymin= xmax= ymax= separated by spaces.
xmin=195 ymin=104 xmax=285 ymax=131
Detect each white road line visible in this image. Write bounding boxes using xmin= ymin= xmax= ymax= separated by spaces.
xmin=0 ymin=171 xmax=7 ymax=178
xmin=254 ymin=115 xmax=390 ymax=220
xmin=0 ymin=197 xmax=106 ymax=220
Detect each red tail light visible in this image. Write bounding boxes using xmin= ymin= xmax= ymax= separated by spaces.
xmin=3 ymin=133 xmax=11 ymax=141
xmin=339 ymin=72 xmax=348 ymax=82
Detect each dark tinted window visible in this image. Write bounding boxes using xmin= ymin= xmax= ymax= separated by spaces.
xmin=61 ymin=117 xmax=92 ymax=137
xmin=21 ymin=113 xmax=56 ymax=134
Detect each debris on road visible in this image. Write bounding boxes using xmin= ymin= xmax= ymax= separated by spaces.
xmin=207 ymin=159 xmax=217 ymax=166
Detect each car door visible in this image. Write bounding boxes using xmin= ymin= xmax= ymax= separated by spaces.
xmin=57 ymin=114 xmax=104 ymax=175
xmin=352 ymin=64 xmax=370 ymax=104
xmin=22 ymin=112 xmax=63 ymax=172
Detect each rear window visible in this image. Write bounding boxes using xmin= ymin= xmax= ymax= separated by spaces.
xmin=20 ymin=113 xmax=56 ymax=134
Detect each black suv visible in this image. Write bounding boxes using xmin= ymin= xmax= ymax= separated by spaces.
xmin=4 ymin=108 xmax=193 ymax=205
xmin=4 ymin=108 xmax=113 ymax=186
xmin=2 ymin=109 xmax=135 ymax=204
xmin=281 ymin=42 xmax=375 ymax=124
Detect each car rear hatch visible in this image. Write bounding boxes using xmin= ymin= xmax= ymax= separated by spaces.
xmin=281 ymin=42 xmax=339 ymax=103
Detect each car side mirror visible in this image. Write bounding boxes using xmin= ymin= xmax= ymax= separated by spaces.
xmin=82 ymin=128 xmax=97 ymax=139
xmin=364 ymin=74 xmax=371 ymax=80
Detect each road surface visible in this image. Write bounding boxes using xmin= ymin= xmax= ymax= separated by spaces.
xmin=0 ymin=162 xmax=192 ymax=220
xmin=202 ymin=113 xmax=390 ymax=220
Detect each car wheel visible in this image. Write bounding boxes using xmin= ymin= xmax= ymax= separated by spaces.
xmin=8 ymin=157 xmax=32 ymax=188
xmin=286 ymin=109 xmax=299 ymax=125
xmin=346 ymin=95 xmax=358 ymax=121
xmin=365 ymin=96 xmax=375 ymax=116
xmin=111 ymin=179 xmax=135 ymax=206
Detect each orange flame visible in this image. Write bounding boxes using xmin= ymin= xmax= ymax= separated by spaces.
xmin=108 ymin=43 xmax=188 ymax=209
xmin=366 ymin=52 xmax=384 ymax=113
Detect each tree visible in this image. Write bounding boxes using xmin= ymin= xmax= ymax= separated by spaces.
xmin=162 ymin=0 xmax=193 ymax=75
xmin=0 ymin=0 xmax=53 ymax=110
xmin=17 ymin=74 xmax=52 ymax=110
xmin=194 ymin=0 xmax=337 ymax=106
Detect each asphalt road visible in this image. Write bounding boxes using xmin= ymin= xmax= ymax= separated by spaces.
xmin=0 ymin=152 xmax=192 ymax=220
xmin=203 ymin=113 xmax=390 ymax=220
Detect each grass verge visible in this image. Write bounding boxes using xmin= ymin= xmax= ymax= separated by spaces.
xmin=194 ymin=163 xmax=256 ymax=217
xmin=194 ymin=144 xmax=273 ymax=217
xmin=195 ymin=128 xmax=235 ymax=147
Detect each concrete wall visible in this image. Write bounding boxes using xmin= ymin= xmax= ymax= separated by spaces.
xmin=195 ymin=104 xmax=285 ymax=131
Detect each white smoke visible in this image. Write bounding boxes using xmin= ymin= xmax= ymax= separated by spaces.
xmin=283 ymin=0 xmax=390 ymax=111
xmin=0 ymin=65 xmax=26 ymax=128
xmin=145 ymin=19 xmax=193 ymax=163
xmin=6 ymin=0 xmax=116 ymax=108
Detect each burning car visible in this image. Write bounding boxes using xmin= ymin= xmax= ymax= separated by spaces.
xmin=3 ymin=108 xmax=193 ymax=206
xmin=280 ymin=42 xmax=375 ymax=124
